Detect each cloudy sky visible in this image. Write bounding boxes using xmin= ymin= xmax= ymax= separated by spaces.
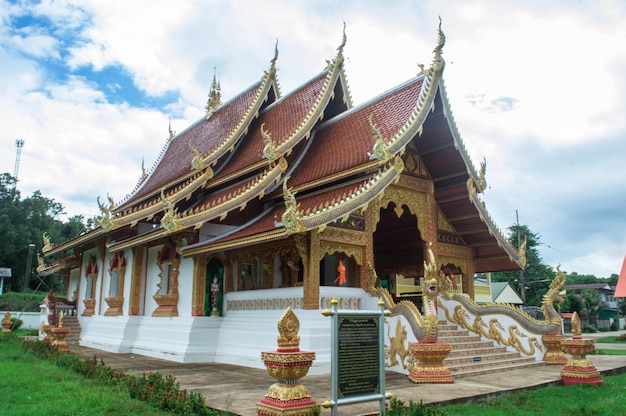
xmin=1 ymin=0 xmax=625 ymax=277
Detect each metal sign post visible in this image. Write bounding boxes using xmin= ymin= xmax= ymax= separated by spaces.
xmin=321 ymin=297 xmax=389 ymax=416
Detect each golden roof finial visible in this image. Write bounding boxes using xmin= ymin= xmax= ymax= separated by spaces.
xmin=337 ymin=21 xmax=347 ymax=55
xmin=205 ymin=67 xmax=222 ymax=119
xmin=168 ymin=119 xmax=176 ymax=141
xmin=417 ymin=17 xmax=446 ymax=76
xmin=270 ymin=39 xmax=278 ymax=68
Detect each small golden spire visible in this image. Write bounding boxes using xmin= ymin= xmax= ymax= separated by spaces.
xmin=205 ymin=67 xmax=222 ymax=119
xmin=168 ymin=119 xmax=176 ymax=141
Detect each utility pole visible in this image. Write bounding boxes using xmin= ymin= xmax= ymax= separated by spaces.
xmin=14 ymin=139 xmax=24 ymax=182
xmin=23 ymin=243 xmax=35 ymax=293
xmin=516 ymin=210 xmax=525 ymax=304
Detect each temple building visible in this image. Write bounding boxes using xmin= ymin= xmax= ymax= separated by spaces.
xmin=40 ymin=24 xmax=524 ymax=372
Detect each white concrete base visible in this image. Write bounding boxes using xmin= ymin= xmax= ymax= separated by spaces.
xmin=77 ymin=287 xmax=380 ymax=373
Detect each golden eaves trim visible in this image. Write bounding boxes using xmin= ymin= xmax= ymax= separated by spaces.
xmin=167 ymin=158 xmax=288 ymax=231
xmin=182 ymin=228 xmax=288 ymax=258
xmin=113 ymin=169 xmax=212 ymax=228
xmin=43 ymin=228 xmax=105 ymax=258
xmin=107 ymin=228 xmax=169 ymax=254
xmin=281 ymin=156 xmax=404 ymax=233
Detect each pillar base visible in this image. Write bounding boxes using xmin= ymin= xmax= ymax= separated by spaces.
xmin=408 ymin=342 xmax=454 ymax=384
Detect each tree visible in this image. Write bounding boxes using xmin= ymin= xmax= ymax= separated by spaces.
xmin=581 ymin=288 xmax=607 ymax=328
xmin=0 ymin=172 xmax=87 ymax=293
xmin=561 ymin=292 xmax=584 ymax=315
xmin=491 ymin=224 xmax=556 ymax=307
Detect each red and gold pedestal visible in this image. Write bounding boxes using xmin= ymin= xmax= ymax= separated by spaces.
xmin=560 ymin=312 xmax=603 ymax=386
xmin=560 ymin=338 xmax=603 ymax=386
xmin=41 ymin=323 xmax=55 ymax=344
xmin=257 ymin=308 xmax=317 ymax=416
xmin=542 ymin=334 xmax=567 ymax=365
xmin=50 ymin=326 xmax=70 ymax=352
xmin=2 ymin=312 xmax=12 ymax=333
xmin=408 ymin=342 xmax=454 ymax=384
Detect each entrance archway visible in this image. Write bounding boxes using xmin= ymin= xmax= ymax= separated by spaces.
xmin=373 ymin=202 xmax=424 ymax=298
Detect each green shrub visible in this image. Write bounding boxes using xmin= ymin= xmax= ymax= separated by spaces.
xmin=385 ymin=396 xmax=446 ymax=415
xmin=0 ymin=291 xmax=47 ymax=312
xmin=20 ymin=337 xmax=232 ymax=415
xmin=582 ymin=324 xmax=597 ymax=333
xmin=10 ymin=317 xmax=23 ymax=331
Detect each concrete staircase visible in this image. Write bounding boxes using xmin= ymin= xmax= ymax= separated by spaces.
xmin=439 ymin=321 xmax=543 ymax=378
xmin=60 ymin=315 xmax=81 ymax=345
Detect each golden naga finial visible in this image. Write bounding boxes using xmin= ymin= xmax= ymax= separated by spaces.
xmin=518 ymin=236 xmax=527 ymax=268
xmin=281 ymin=176 xmax=304 ymax=233
xmin=261 ymin=123 xmax=280 ymax=160
xmin=189 ymin=140 xmax=208 ymax=170
xmin=368 ymin=114 xmax=392 ymax=162
xmin=42 ymin=232 xmax=52 ymax=252
xmin=160 ymin=189 xmax=181 ymax=232
xmin=270 ymin=39 xmax=279 ymax=68
xmin=276 ymin=307 xmax=301 ymax=351
xmin=96 ymin=194 xmax=116 ymax=230
xmin=205 ymin=67 xmax=222 ymax=119
xmin=36 ymin=253 xmax=45 ymax=272
xmin=478 ymin=157 xmax=487 ymax=192
xmin=417 ymin=17 xmax=446 ymax=76
xmin=423 ymin=241 xmax=440 ymax=281
xmin=337 ymin=21 xmax=347 ymax=55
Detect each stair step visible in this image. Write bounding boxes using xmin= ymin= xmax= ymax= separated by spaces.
xmin=445 ymin=351 xmax=524 ymax=365
xmin=450 ymin=360 xmax=544 ymax=379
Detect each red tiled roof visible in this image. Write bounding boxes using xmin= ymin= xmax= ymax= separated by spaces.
xmin=289 ymin=77 xmax=424 ymax=188
xmin=214 ymin=71 xmax=329 ymax=180
xmin=119 ymin=80 xmax=266 ymax=207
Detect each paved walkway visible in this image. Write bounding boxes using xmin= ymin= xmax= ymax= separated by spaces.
xmin=69 ymin=337 xmax=626 ymax=416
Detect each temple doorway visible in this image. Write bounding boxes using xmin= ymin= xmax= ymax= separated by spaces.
xmin=205 ymin=257 xmax=224 ymax=316
xmin=373 ymin=202 xmax=424 ymax=299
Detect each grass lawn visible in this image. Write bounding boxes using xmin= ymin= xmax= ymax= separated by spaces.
xmin=443 ymin=372 xmax=626 ymax=416
xmin=4 ymin=332 xmax=626 ymax=416
xmin=596 ymin=335 xmax=626 ymax=343
xmin=0 ymin=335 xmax=180 ymax=416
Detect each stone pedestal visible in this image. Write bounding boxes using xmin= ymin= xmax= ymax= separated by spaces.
xmin=542 ymin=334 xmax=567 ymax=365
xmin=408 ymin=342 xmax=454 ymax=384
xmin=560 ymin=338 xmax=603 ymax=385
xmin=560 ymin=312 xmax=603 ymax=386
xmin=257 ymin=308 xmax=317 ymax=416
xmin=41 ymin=323 xmax=55 ymax=343
xmin=51 ymin=326 xmax=70 ymax=352
xmin=1 ymin=312 xmax=12 ymax=333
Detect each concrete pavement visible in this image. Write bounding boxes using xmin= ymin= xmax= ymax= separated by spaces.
xmin=69 ymin=339 xmax=626 ymax=416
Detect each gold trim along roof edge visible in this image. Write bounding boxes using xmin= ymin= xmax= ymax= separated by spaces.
xmin=199 ymin=61 xmax=279 ymax=168
xmin=386 ymin=20 xmax=446 ymax=157
xmin=107 ymin=227 xmax=169 ymax=254
xmin=183 ymin=228 xmax=288 ymax=257
xmin=180 ymin=205 xmax=284 ymax=257
xmin=275 ymin=42 xmax=347 ymax=156
xmin=43 ymin=227 xmax=105 ymax=258
xmin=282 ymin=156 xmax=404 ymax=233
xmin=466 ymin=179 xmax=522 ymax=268
xmin=439 ymin=79 xmax=485 ymax=193
xmin=170 ymin=158 xmax=287 ymax=230
xmin=113 ymin=169 xmax=212 ymax=228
